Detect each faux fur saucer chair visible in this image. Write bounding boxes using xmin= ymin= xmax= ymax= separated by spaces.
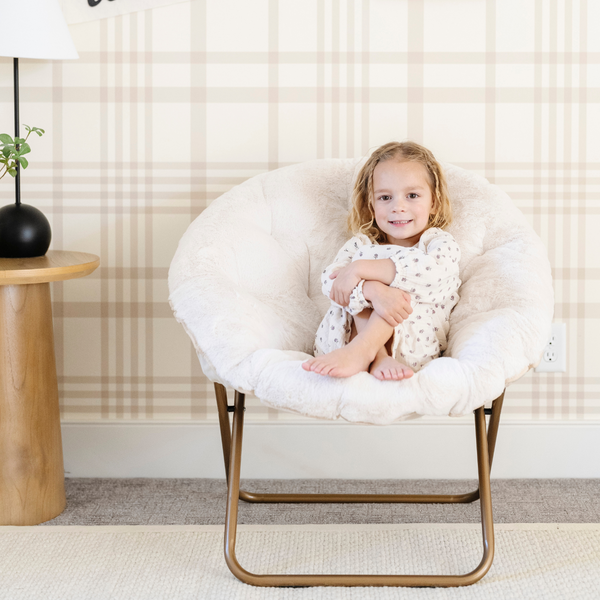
xmin=168 ymin=158 xmax=553 ymax=587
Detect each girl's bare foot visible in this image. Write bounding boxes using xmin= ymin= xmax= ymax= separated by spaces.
xmin=302 ymin=340 xmax=375 ymax=378
xmin=369 ymin=353 xmax=414 ymax=381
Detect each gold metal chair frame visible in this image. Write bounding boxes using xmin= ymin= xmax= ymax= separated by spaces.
xmin=214 ymin=382 xmax=505 ymax=588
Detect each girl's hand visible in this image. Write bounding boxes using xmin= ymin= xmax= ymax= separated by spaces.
xmin=369 ymin=284 xmax=413 ymax=327
xmin=329 ymin=263 xmax=362 ymax=307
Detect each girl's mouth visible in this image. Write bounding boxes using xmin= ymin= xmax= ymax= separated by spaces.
xmin=389 ymin=220 xmax=412 ymax=226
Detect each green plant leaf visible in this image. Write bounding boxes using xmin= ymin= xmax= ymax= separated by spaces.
xmin=0 ymin=126 xmax=44 ymax=176
xmin=23 ymin=125 xmax=45 ymax=136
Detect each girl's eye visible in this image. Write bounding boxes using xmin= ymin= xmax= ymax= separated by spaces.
xmin=407 ymin=193 xmax=419 ymax=199
xmin=379 ymin=195 xmax=391 ymax=201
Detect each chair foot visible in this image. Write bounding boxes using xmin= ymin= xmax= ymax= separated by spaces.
xmin=221 ymin=389 xmax=499 ymax=587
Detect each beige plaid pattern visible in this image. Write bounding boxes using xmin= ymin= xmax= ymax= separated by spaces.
xmin=0 ymin=0 xmax=598 ymax=422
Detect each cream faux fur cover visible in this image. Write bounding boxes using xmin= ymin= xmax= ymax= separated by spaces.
xmin=168 ymin=159 xmax=554 ymax=424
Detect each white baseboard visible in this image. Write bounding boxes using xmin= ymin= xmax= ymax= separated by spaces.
xmin=61 ymin=419 xmax=600 ymax=479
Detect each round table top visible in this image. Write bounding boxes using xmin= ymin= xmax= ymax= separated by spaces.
xmin=0 ymin=251 xmax=100 ymax=285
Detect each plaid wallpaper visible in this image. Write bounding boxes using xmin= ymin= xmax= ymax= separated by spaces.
xmin=0 ymin=0 xmax=598 ymax=422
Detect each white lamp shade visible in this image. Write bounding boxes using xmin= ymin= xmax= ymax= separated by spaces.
xmin=0 ymin=0 xmax=78 ymax=60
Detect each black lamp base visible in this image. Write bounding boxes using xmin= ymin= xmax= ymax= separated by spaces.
xmin=0 ymin=203 xmax=52 ymax=258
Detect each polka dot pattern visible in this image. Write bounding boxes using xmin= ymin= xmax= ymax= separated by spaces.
xmin=314 ymin=228 xmax=462 ymax=372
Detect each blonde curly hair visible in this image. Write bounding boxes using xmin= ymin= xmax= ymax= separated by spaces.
xmin=347 ymin=141 xmax=452 ymax=243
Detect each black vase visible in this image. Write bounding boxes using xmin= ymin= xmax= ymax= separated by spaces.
xmin=0 ymin=203 xmax=52 ymax=258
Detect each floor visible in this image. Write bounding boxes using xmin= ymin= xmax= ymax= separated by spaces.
xmin=39 ymin=478 xmax=600 ymax=526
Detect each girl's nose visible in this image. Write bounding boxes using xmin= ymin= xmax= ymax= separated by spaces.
xmin=391 ymin=199 xmax=408 ymax=211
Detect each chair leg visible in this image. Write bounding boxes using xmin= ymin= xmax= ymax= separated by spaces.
xmin=214 ymin=383 xmax=232 ymax=484
xmin=214 ymin=383 xmax=504 ymax=504
xmin=222 ymin=389 xmax=496 ymax=587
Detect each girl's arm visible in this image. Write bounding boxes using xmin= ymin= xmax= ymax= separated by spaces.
xmin=362 ymin=281 xmax=413 ymax=327
xmin=387 ymin=231 xmax=461 ymax=301
xmin=353 ymin=259 xmax=396 ymax=285
xmin=336 ymin=274 xmax=414 ymax=327
xmin=328 ymin=257 xmax=396 ymax=307
xmin=356 ymin=230 xmax=461 ymax=300
xmin=321 ymin=235 xmax=370 ymax=301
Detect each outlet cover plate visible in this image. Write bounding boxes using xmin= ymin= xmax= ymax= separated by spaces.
xmin=534 ymin=322 xmax=567 ymax=373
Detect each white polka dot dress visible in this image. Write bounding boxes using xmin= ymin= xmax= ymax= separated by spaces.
xmin=313 ymin=227 xmax=461 ymax=372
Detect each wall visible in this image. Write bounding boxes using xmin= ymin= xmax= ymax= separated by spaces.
xmin=1 ymin=0 xmax=598 ymax=475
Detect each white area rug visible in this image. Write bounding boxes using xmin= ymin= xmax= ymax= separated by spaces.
xmin=0 ymin=524 xmax=598 ymax=599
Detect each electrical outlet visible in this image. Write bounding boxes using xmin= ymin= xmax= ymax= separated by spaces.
xmin=534 ymin=323 xmax=567 ymax=373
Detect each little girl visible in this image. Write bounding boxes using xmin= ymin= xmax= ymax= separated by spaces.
xmin=302 ymin=141 xmax=461 ymax=381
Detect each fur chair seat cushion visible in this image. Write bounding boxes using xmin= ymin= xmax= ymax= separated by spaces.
xmin=168 ymin=159 xmax=553 ymax=424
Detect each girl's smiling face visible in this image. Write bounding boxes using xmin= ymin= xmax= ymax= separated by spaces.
xmin=372 ymin=159 xmax=435 ymax=247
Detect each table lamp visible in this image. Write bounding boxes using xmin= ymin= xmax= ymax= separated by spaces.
xmin=0 ymin=0 xmax=78 ymax=258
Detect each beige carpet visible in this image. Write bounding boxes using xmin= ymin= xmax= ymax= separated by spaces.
xmin=1 ymin=524 xmax=598 ymax=599
xmin=47 ymin=479 xmax=600 ymax=525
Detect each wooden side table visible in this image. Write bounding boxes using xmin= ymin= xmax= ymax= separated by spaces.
xmin=0 ymin=250 xmax=100 ymax=525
